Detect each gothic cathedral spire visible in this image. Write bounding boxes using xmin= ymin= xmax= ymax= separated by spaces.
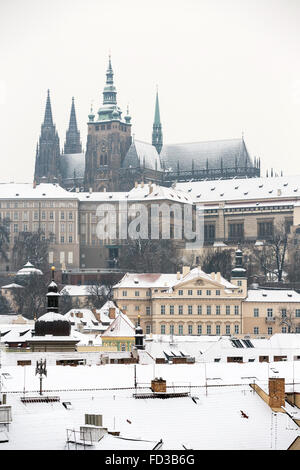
xmin=34 ymin=90 xmax=61 ymax=184
xmin=152 ymin=89 xmax=163 ymax=154
xmin=64 ymin=97 xmax=82 ymax=154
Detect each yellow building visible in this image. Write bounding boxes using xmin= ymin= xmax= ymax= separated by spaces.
xmin=113 ymin=250 xmax=300 ymax=337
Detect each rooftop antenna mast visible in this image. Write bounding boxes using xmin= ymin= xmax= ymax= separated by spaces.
xmin=36 ymin=359 xmax=47 ymax=396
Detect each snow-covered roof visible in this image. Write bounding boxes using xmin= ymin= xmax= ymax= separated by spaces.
xmin=37 ymin=312 xmax=68 ymax=322
xmin=102 ymin=312 xmax=135 ymax=338
xmin=1 ymin=283 xmax=24 ymax=289
xmin=97 ymin=301 xmax=120 ymax=323
xmin=245 ymin=289 xmax=300 ymax=303
xmin=16 ymin=262 xmax=43 ymax=277
xmin=115 ymin=268 xmax=237 ymax=291
xmin=0 ymin=362 xmax=299 ymax=450
xmin=0 ymin=183 xmax=77 ymax=200
xmin=176 ymin=174 xmax=300 ymax=205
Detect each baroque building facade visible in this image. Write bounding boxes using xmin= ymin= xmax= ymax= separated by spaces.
xmin=34 ymin=56 xmax=260 ymax=193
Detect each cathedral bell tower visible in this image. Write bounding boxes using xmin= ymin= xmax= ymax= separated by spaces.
xmin=84 ymin=56 xmax=132 ymax=192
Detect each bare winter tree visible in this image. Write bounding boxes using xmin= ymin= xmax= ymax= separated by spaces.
xmin=118 ymin=238 xmax=181 ymax=273
xmin=87 ymin=275 xmax=116 ymax=309
xmin=198 ymin=249 xmax=234 ymax=279
xmin=277 ymin=306 xmax=300 ymax=333
xmin=251 ymin=221 xmax=290 ymax=282
xmin=0 ymin=217 xmax=11 ymax=263
xmin=11 ymin=272 xmax=49 ymax=319
xmin=12 ymin=229 xmax=50 ymax=272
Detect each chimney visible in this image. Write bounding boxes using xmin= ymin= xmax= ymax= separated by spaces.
xmin=92 ymin=308 xmax=100 ymax=322
xmin=33 ymin=180 xmax=36 ymax=189
xmin=103 ymin=187 xmax=106 ymax=192
xmin=176 ymin=271 xmax=181 ymax=280
xmin=135 ymin=181 xmax=138 ymax=188
xmin=268 ymin=378 xmax=285 ymax=408
xmin=149 ymin=184 xmax=153 ymax=194
xmin=182 ymin=266 xmax=190 ymax=277
xmin=89 ymin=187 xmax=92 ymax=194
xmin=216 ymin=272 xmax=221 ymax=281
xmin=108 ymin=307 xmax=116 ymax=319
xmin=211 ymin=272 xmax=215 ymax=280
xmin=75 ymin=187 xmax=79 ymax=193
xmin=141 ymin=181 xmax=144 ymax=188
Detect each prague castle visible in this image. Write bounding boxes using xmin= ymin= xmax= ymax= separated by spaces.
xmin=34 ymin=56 xmax=260 ymax=192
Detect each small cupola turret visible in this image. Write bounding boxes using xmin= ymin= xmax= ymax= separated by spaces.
xmin=231 ymin=248 xmax=247 ymax=279
xmin=135 ymin=315 xmax=145 ymax=350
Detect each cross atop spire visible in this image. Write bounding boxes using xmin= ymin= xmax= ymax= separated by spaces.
xmin=43 ymin=89 xmax=53 ymax=126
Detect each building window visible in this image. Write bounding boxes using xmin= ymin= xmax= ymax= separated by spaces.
xmin=170 ymin=305 xmax=174 ymax=315
xmin=42 ymin=211 xmax=46 ymax=220
xmin=229 ymin=223 xmax=244 ymax=240
xmin=170 ymin=324 xmax=174 ymax=335
xmin=206 ymin=305 xmax=211 ymax=315
xmin=254 ymin=327 xmax=259 ymax=334
xmin=226 ymin=306 xmax=230 ymax=315
xmin=135 ymin=291 xmax=139 ymax=297
xmin=296 ymin=309 xmax=300 ymax=318
xmin=207 ymin=325 xmax=211 ymax=335
xmin=234 ymin=325 xmax=239 ymax=334
xmin=258 ymin=221 xmax=273 ymax=239
xmin=13 ymin=224 xmax=18 ymax=233
xmin=68 ymin=236 xmax=73 ymax=243
xmin=216 ymin=324 xmax=221 ymax=335
xmin=197 ymin=324 xmax=202 ymax=335
xmin=268 ymin=327 xmax=273 ymax=335
xmin=267 ymin=308 xmax=273 ymax=318
xmin=281 ymin=309 xmax=286 ymax=318
xmin=178 ymin=290 xmax=183 ymax=296
xmin=61 ymin=212 xmax=65 ymax=220
xmin=68 ymin=251 xmax=73 ymax=264
xmin=60 ymin=236 xmax=64 ymax=243
xmin=282 ymin=327 xmax=287 ymax=333
xmin=197 ymin=290 xmax=202 ymax=295
xmin=161 ymin=305 xmax=166 ymax=315
xmin=178 ymin=325 xmax=183 ymax=335
xmin=69 ymin=212 xmax=73 ymax=220
xmin=146 ymin=325 xmax=151 ymax=334
xmin=206 ymin=290 xmax=211 ymax=296
xmin=197 ymin=305 xmax=202 ymax=315
xmin=188 ymin=325 xmax=193 ymax=335
xmin=188 ymin=305 xmax=193 ymax=315
xmin=226 ymin=325 xmax=230 ymax=335
xmin=204 ymin=224 xmax=215 ymax=241
xmin=254 ymin=308 xmax=259 ymax=317
xmin=122 ymin=291 xmax=127 ymax=296
xmin=178 ymin=305 xmax=183 ymax=315
xmin=161 ymin=325 xmax=166 ymax=334
xmin=216 ymin=305 xmax=221 ymax=315
xmin=135 ymin=306 xmax=140 ymax=311
xmin=50 ymin=212 xmax=54 ymax=220
xmin=216 ymin=290 xmax=220 ymax=296
xmin=146 ymin=306 xmax=151 ymax=316
xmin=234 ymin=306 xmax=239 ymax=315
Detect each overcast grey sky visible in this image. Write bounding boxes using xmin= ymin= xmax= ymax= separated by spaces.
xmin=0 ymin=0 xmax=300 ymax=183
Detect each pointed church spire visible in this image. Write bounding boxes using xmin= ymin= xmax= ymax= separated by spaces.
xmin=64 ymin=97 xmax=82 ymax=154
xmin=152 ymin=88 xmax=163 ymax=154
xmin=103 ymin=54 xmax=117 ymax=105
xmin=43 ymin=89 xmax=53 ymax=126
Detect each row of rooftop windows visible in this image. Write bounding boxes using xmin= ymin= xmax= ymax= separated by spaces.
xmin=160 ymin=305 xmax=240 ymax=315
xmin=0 ymin=202 xmax=76 ymax=209
xmin=0 ymin=211 xmax=74 ymax=221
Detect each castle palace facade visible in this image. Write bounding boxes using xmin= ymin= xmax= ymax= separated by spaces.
xmin=34 ymin=57 xmax=260 ymax=192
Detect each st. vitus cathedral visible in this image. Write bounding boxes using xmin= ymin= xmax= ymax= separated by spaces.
xmin=34 ymin=56 xmax=260 ymax=192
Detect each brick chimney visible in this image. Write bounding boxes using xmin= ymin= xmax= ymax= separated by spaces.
xmin=92 ymin=308 xmax=100 ymax=322
xmin=108 ymin=307 xmax=116 ymax=319
xmin=269 ymin=378 xmax=285 ymax=408
xmin=176 ymin=271 xmax=181 ymax=280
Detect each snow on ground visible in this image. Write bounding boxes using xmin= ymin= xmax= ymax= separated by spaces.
xmin=0 ymin=361 xmax=300 ymax=450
